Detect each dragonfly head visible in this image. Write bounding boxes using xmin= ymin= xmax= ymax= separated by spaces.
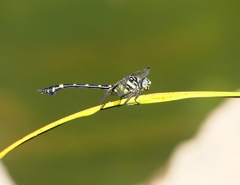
xmin=141 ymin=78 xmax=151 ymax=91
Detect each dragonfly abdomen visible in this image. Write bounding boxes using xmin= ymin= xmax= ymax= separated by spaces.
xmin=37 ymin=84 xmax=112 ymax=96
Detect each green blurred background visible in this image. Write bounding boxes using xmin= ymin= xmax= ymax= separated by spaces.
xmin=1 ymin=1 xmax=240 ymax=184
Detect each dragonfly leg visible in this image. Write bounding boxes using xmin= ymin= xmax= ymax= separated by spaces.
xmin=123 ymin=92 xmax=137 ymax=105
xmin=116 ymin=96 xmax=123 ymax=108
xmin=133 ymin=91 xmax=142 ymax=105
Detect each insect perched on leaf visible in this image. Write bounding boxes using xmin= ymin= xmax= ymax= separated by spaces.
xmin=37 ymin=67 xmax=151 ymax=105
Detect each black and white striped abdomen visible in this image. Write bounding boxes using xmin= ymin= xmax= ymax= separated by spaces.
xmin=37 ymin=84 xmax=112 ymax=96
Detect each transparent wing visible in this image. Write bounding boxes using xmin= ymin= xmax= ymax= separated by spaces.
xmin=100 ymin=83 xmax=119 ymax=104
xmin=130 ymin=67 xmax=150 ymax=78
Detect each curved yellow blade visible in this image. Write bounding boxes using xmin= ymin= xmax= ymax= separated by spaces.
xmin=1 ymin=91 xmax=240 ymax=158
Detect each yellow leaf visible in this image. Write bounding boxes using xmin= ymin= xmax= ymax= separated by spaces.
xmin=1 ymin=91 xmax=240 ymax=158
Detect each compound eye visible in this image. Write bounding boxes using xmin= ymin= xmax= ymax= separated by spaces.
xmin=141 ymin=78 xmax=150 ymax=89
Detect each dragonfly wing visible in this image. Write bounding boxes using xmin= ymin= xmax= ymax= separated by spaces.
xmin=100 ymin=84 xmax=118 ymax=104
xmin=130 ymin=67 xmax=150 ymax=78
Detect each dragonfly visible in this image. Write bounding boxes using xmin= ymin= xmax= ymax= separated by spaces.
xmin=37 ymin=67 xmax=151 ymax=105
